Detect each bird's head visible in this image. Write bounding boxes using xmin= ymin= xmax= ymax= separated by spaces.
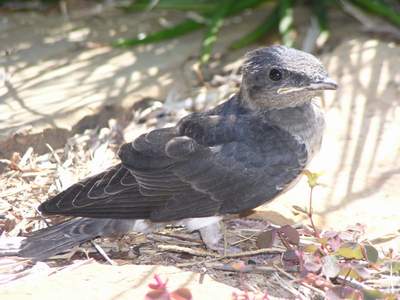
xmin=240 ymin=45 xmax=337 ymax=110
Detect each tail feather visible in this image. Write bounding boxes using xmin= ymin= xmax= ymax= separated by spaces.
xmin=0 ymin=218 xmax=135 ymax=260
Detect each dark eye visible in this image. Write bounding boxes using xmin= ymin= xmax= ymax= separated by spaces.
xmin=269 ymin=68 xmax=282 ymax=81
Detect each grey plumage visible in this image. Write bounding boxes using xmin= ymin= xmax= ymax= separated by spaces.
xmin=0 ymin=45 xmax=337 ymax=260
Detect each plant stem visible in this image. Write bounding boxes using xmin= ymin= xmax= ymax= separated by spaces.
xmin=308 ymin=186 xmax=319 ymax=238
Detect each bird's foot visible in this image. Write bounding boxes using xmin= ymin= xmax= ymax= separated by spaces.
xmin=197 ymin=221 xmax=240 ymax=255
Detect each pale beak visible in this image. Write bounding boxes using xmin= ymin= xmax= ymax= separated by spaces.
xmin=277 ymin=77 xmax=338 ymax=95
xmin=307 ymin=77 xmax=338 ymax=91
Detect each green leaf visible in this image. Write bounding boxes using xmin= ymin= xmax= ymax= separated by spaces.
xmin=337 ymin=242 xmax=364 ymax=260
xmin=312 ymin=0 xmax=331 ymax=47
xmin=388 ymin=261 xmax=400 ymax=274
xmin=350 ymin=0 xmax=400 ymax=27
xmin=303 ymin=170 xmax=322 ymax=188
xmin=200 ymin=0 xmax=234 ymax=64
xmin=230 ymin=4 xmax=280 ymax=50
xmin=122 ymin=0 xmax=218 ymax=13
xmin=115 ymin=0 xmax=269 ymax=50
xmin=303 ymin=244 xmax=319 ymax=253
xmin=113 ymin=19 xmax=203 ymax=47
xmin=363 ymin=244 xmax=379 ymax=263
xmin=278 ymin=0 xmax=295 ymax=47
xmin=228 ymin=0 xmax=271 ymax=15
xmin=362 ymin=288 xmax=386 ymax=300
xmin=339 ymin=264 xmax=371 ymax=281
xmin=199 ymin=0 xmax=272 ymax=62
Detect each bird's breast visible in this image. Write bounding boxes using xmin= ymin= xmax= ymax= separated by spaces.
xmin=264 ymin=101 xmax=325 ymax=162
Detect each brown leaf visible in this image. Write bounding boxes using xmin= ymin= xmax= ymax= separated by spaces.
xmin=256 ymin=229 xmax=276 ymax=249
xmin=282 ymin=249 xmax=300 ymax=265
xmin=278 ymin=225 xmax=300 ymax=245
xmin=9 ymin=152 xmax=22 ymax=171
xmin=170 ymin=288 xmax=192 ymax=300
xmin=145 ymin=290 xmax=170 ymax=300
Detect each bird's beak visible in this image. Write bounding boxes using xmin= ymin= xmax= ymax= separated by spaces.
xmin=277 ymin=77 xmax=338 ymax=95
xmin=307 ymin=77 xmax=338 ymax=91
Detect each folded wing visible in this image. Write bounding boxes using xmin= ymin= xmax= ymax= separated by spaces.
xmin=39 ymin=123 xmax=307 ymax=221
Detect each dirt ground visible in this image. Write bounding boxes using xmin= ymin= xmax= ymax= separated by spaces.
xmin=0 ymin=2 xmax=400 ymax=299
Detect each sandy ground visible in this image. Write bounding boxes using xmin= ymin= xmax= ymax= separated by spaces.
xmin=0 ymin=4 xmax=272 ymax=140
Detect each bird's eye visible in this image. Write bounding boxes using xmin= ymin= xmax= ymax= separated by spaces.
xmin=269 ymin=68 xmax=282 ymax=81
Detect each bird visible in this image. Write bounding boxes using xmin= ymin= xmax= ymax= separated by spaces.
xmin=0 ymin=45 xmax=337 ymax=260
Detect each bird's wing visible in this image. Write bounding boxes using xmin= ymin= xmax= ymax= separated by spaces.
xmin=39 ymin=124 xmax=307 ymax=221
xmin=169 ymin=124 xmax=308 ymax=215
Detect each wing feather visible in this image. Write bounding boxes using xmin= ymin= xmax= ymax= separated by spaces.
xmin=39 ymin=118 xmax=308 ymax=221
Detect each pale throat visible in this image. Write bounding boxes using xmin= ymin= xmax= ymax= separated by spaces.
xmin=264 ymin=99 xmax=325 ymax=158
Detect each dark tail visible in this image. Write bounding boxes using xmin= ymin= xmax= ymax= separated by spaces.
xmin=0 ymin=218 xmax=135 ymax=260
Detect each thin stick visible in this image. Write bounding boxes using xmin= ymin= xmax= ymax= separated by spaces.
xmin=158 ymin=244 xmax=284 ymax=259
xmin=230 ymin=232 xmax=258 ymax=246
xmin=307 ymin=186 xmax=319 ymax=237
xmin=91 ymin=241 xmax=116 ymax=265
xmin=273 ymin=264 xmax=325 ymax=297
xmin=177 ymin=257 xmax=222 ymax=268
xmin=152 ymin=232 xmax=202 ymax=244
xmin=211 ymin=264 xmax=298 ymax=274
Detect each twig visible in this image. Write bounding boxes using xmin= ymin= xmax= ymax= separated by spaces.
xmin=0 ymin=186 xmax=28 ymax=198
xmin=308 ymin=186 xmax=319 ymax=238
xmin=177 ymin=257 xmax=222 ymax=268
xmin=273 ymin=264 xmax=325 ymax=297
xmin=230 ymin=231 xmax=258 ymax=246
xmin=19 ymin=147 xmax=33 ymax=167
xmin=158 ymin=244 xmax=219 ymax=257
xmin=336 ymin=276 xmax=373 ymax=292
xmin=152 ymin=232 xmax=203 ymax=244
xmin=272 ymin=273 xmax=306 ymax=300
xmin=91 ymin=241 xmax=116 ymax=265
xmin=276 ymin=230 xmax=292 ymax=250
xmin=158 ymin=244 xmax=285 ymax=259
xmin=211 ymin=263 xmax=298 ymax=274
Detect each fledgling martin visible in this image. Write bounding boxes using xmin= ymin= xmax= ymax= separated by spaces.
xmin=1 ymin=46 xmax=337 ymax=260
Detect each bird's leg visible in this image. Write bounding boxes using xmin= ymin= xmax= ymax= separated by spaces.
xmin=179 ymin=216 xmax=239 ymax=254
xmin=179 ymin=216 xmax=222 ymax=250
xmin=198 ymin=221 xmax=223 ymax=251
